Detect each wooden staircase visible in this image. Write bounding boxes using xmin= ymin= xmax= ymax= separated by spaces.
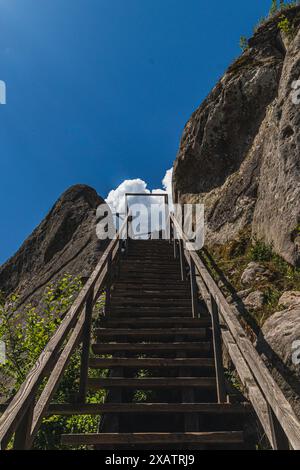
xmin=2 ymin=209 xmax=300 ymax=450
xmin=61 ymin=240 xmax=252 ymax=450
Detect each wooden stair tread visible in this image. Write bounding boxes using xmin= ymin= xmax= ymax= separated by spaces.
xmin=61 ymin=431 xmax=244 ymax=445
xmin=87 ymin=377 xmax=216 ymax=389
xmin=92 ymin=342 xmax=212 ymax=353
xmin=100 ymin=317 xmax=211 ymax=326
xmin=89 ymin=357 xmax=215 ymax=368
xmin=95 ymin=328 xmax=206 ymax=338
xmin=49 ymin=402 xmax=250 ymax=415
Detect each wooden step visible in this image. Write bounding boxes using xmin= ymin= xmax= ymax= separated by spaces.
xmin=110 ymin=310 xmax=192 ymax=318
xmin=100 ymin=317 xmax=211 ymax=327
xmin=113 ymin=284 xmax=189 ymax=292
xmin=50 ymin=402 xmax=250 ymax=416
xmin=110 ymin=299 xmax=192 ymax=307
xmin=121 ymin=266 xmax=181 ymax=273
xmin=111 ymin=306 xmax=192 ymax=313
xmin=62 ymin=431 xmax=244 ymax=446
xmin=112 ymin=290 xmax=191 ymax=299
xmin=89 ymin=357 xmax=215 ymax=368
xmin=114 ymin=280 xmax=189 ymax=287
xmin=92 ymin=342 xmax=212 ymax=354
xmin=122 ymin=260 xmax=180 ymax=266
xmin=94 ymin=328 xmax=206 ymax=339
xmin=88 ymin=377 xmax=216 ymax=390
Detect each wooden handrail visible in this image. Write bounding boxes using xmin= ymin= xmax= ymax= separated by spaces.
xmin=0 ymin=215 xmax=130 ymax=450
xmin=170 ymin=213 xmax=300 ymax=450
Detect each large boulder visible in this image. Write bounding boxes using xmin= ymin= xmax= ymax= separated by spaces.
xmin=240 ymin=262 xmax=273 ymax=285
xmin=173 ymin=6 xmax=300 ymax=266
xmin=0 ymin=184 xmax=109 ymax=308
xmin=257 ymin=306 xmax=300 ymax=417
xmin=279 ymin=291 xmax=300 ymax=309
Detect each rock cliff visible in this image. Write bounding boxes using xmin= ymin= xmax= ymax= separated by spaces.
xmin=173 ymin=6 xmax=300 ymax=267
xmin=0 ymin=185 xmax=107 ymax=306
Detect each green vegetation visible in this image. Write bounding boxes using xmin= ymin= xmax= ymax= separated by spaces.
xmin=204 ymin=228 xmax=300 ymax=328
xmin=239 ymin=36 xmax=249 ymax=52
xmin=240 ymin=1 xmax=300 ymax=46
xmin=0 ymin=275 xmax=107 ymax=450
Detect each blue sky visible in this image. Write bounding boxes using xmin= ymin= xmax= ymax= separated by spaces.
xmin=0 ymin=0 xmax=274 ymax=264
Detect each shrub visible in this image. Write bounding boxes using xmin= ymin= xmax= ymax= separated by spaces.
xmin=239 ymin=36 xmax=249 ymax=51
xmin=250 ymin=240 xmax=274 ymax=262
xmin=0 ymin=275 xmax=106 ymax=449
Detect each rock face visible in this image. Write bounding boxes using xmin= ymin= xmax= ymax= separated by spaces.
xmin=257 ymin=306 xmax=300 ymax=417
xmin=243 ymin=290 xmax=265 ymax=311
xmin=240 ymin=262 xmax=273 ymax=285
xmin=0 ymin=185 xmax=108 ymax=307
xmin=279 ymin=291 xmax=300 ymax=309
xmin=173 ymin=6 xmax=300 ymax=266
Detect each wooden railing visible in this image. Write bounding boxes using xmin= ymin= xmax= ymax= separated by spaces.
xmin=169 ymin=212 xmax=300 ymax=450
xmin=0 ymin=214 xmax=130 ymax=450
xmin=2 ymin=207 xmax=300 ymax=450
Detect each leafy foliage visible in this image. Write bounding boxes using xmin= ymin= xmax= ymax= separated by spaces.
xmin=0 ymin=275 xmax=107 ymax=449
xmin=239 ymin=36 xmax=249 ymax=52
xmin=250 ymin=240 xmax=274 ymax=263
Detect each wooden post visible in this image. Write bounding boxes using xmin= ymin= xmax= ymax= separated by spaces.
xmin=189 ymin=255 xmax=198 ymax=318
xmin=77 ymin=289 xmax=94 ymax=403
xmin=210 ymin=294 xmax=227 ymax=403
xmin=164 ymin=194 xmax=169 ymax=241
xmin=268 ymin=404 xmax=290 ymax=450
xmin=13 ymin=400 xmax=35 ymax=450
xmin=104 ymin=252 xmax=113 ymax=317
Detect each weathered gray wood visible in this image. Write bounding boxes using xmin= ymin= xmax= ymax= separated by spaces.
xmin=30 ymin=310 xmax=86 ymax=443
xmin=0 ymin=215 xmax=130 ymax=449
xmin=171 ymin=213 xmax=300 ymax=450
xmin=210 ymin=294 xmax=227 ymax=404
xmin=222 ymin=330 xmax=274 ymax=448
xmin=268 ymin=404 xmax=290 ymax=450
xmin=77 ymin=290 xmax=94 ymax=403
xmin=188 ymin=255 xmax=198 ymax=318
xmin=13 ymin=401 xmax=34 ymax=450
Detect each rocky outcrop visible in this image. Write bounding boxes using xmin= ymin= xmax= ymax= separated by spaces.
xmin=257 ymin=305 xmax=300 ymax=418
xmin=240 ymin=262 xmax=273 ymax=285
xmin=0 ymin=185 xmax=108 ymax=307
xmin=173 ymin=6 xmax=300 ymax=266
xmin=278 ymin=291 xmax=300 ymax=309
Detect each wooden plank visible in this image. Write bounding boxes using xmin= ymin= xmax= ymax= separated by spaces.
xmin=13 ymin=401 xmax=34 ymax=450
xmin=87 ymin=377 xmax=216 ymax=390
xmin=100 ymin=317 xmax=211 ymax=326
xmin=89 ymin=357 xmax=215 ymax=368
xmin=94 ymin=328 xmax=206 ymax=338
xmin=92 ymin=342 xmax=212 ymax=354
xmin=210 ymin=295 xmax=227 ymax=404
xmin=268 ymin=404 xmax=290 ymax=450
xmin=30 ymin=310 xmax=86 ymax=443
xmin=111 ymin=299 xmax=191 ymax=306
xmin=61 ymin=431 xmax=244 ymax=446
xmin=171 ymin=213 xmax=300 ymax=450
xmin=0 ymin=214 xmax=130 ymax=449
xmin=77 ymin=290 xmax=94 ymax=403
xmin=222 ymin=330 xmax=274 ymax=448
xmin=47 ymin=402 xmax=250 ymax=416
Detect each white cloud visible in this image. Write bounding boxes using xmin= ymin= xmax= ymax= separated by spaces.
xmin=106 ymin=168 xmax=173 ymax=214
xmin=105 ymin=168 xmax=173 ymax=236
